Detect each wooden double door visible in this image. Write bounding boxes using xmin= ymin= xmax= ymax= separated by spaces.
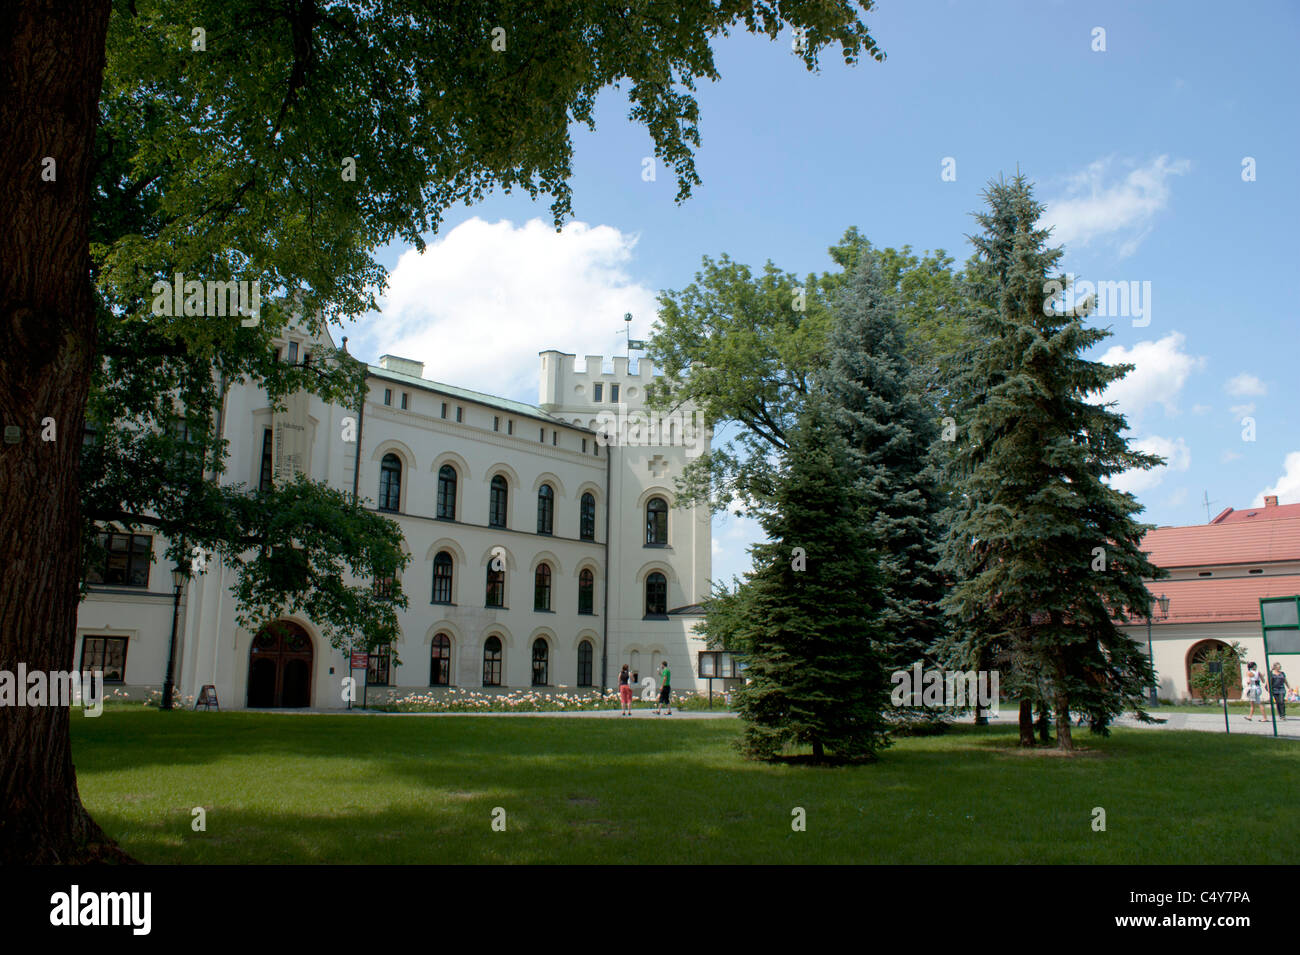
xmin=247 ymin=621 xmax=314 ymax=708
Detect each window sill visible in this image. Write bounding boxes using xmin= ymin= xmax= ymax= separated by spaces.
xmin=534 ymin=608 xmax=554 ymax=614
xmin=643 ymin=614 xmax=669 ymax=621
xmin=643 ymin=543 xmax=669 ymax=549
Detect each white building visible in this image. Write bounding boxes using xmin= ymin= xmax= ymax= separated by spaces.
xmin=75 ymin=326 xmax=714 ymax=709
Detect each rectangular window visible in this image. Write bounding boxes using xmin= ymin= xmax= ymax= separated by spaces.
xmin=582 ymin=438 xmax=587 ymax=453
xmin=610 ymin=383 xmax=619 ymax=403
xmin=539 ymin=427 xmax=545 ymax=442
xmin=287 ymin=341 xmax=298 ymax=363
xmin=493 ymin=416 xmax=500 ymax=432
xmin=552 ymin=431 xmax=557 ymax=446
xmin=456 ymin=406 xmax=463 ymax=423
xmin=258 ymin=428 xmax=273 ymax=492
xmin=593 ymin=383 xmax=603 ymax=402
xmin=400 ymin=392 xmax=408 ymax=410
xmin=383 ymin=388 xmax=392 ymax=406
xmin=80 ymin=635 xmax=128 ymax=684
xmin=86 ymin=532 xmax=152 ymax=588
xmin=303 ymin=353 xmax=312 ymax=368
xmin=507 ymin=420 xmax=513 ymax=435
xmin=367 ymin=650 xmax=391 ymax=687
xmin=441 ymin=402 xmax=447 ymax=419
xmin=373 ymin=576 xmax=395 ymax=599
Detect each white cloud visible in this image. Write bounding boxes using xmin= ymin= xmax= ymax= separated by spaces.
xmin=349 ymin=217 xmax=660 ymax=401
xmin=1221 ymin=449 xmax=1243 ymax=464
xmin=1229 ymin=403 xmax=1255 ymax=418
xmin=1253 ymin=452 xmax=1300 ymax=506
xmin=1192 ymin=404 xmax=1212 ymax=415
xmin=1042 ymin=155 xmax=1191 ymax=257
xmin=1099 ymin=333 xmax=1206 ymax=425
xmin=1110 ymin=435 xmax=1191 ymax=495
xmin=1225 ymin=373 xmax=1267 ymax=397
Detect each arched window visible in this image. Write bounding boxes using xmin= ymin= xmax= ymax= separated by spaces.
xmin=646 ymin=497 xmax=668 ymax=545
xmin=489 ymin=475 xmax=508 ymax=528
xmin=577 ymin=640 xmax=593 ymax=687
xmin=580 ymin=492 xmax=596 ymax=541
xmin=437 ymin=465 xmax=457 ymax=520
xmin=482 ymin=636 xmax=502 ymax=686
xmin=486 ymin=563 xmax=505 ymax=608
xmin=537 ymin=483 xmax=554 ymax=535
xmin=379 ymin=453 xmax=402 ymax=512
xmin=531 ymin=638 xmax=549 ymax=686
xmin=534 ymin=563 xmax=551 ymax=611
xmin=432 ymin=551 xmax=453 ymax=604
xmin=578 ymin=568 xmax=594 ymax=615
xmin=430 ymin=633 xmax=451 ymax=686
xmin=645 ymin=572 xmax=667 ymax=616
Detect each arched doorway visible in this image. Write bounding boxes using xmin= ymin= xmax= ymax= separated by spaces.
xmin=1186 ymin=639 xmax=1241 ymax=701
xmin=247 ymin=621 xmax=314 ymax=707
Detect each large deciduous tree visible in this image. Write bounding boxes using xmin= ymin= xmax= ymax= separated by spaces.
xmin=648 ymin=229 xmax=971 ymax=517
xmin=938 ymin=174 xmax=1164 ymax=751
xmin=1 ymin=0 xmax=883 ymax=862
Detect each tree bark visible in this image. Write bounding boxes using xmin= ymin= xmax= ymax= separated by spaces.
xmin=1036 ymin=702 xmax=1051 ymax=744
xmin=0 ymin=0 xmax=123 ymax=863
xmin=1055 ymin=695 xmax=1074 ymax=752
xmin=1018 ymin=698 xmax=1034 ymax=747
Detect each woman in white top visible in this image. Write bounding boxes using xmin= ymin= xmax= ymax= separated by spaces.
xmin=1243 ymin=662 xmax=1266 ymax=721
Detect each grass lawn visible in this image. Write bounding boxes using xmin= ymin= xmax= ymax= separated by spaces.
xmin=72 ymin=710 xmax=1299 ymax=864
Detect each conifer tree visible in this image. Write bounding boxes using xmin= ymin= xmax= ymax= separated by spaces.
xmin=733 ymin=394 xmax=891 ymax=762
xmin=824 ymin=253 xmax=948 ymax=690
xmin=939 ymin=174 xmax=1165 ymax=751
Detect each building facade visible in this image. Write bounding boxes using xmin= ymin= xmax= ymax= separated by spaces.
xmin=75 ymin=326 xmax=714 ymax=709
xmin=1122 ymin=497 xmax=1300 ymax=701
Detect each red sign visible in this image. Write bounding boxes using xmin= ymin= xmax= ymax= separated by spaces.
xmin=350 ymin=652 xmax=369 ymax=670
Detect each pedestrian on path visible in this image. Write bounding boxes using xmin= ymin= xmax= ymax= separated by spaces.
xmin=654 ymin=660 xmax=672 ymax=715
xmin=1244 ymin=662 xmax=1267 ymax=721
xmin=618 ymin=664 xmax=633 ymax=716
xmin=1270 ymin=661 xmax=1290 ymax=721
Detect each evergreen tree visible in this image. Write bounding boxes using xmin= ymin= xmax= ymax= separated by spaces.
xmin=823 ymin=252 xmax=948 ymax=690
xmin=939 ymin=174 xmax=1165 ymax=751
xmin=733 ymin=394 xmax=891 ymax=762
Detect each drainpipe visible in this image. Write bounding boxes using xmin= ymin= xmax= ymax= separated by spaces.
xmin=600 ymin=443 xmax=611 ymax=695
xmin=351 ymin=360 xmax=365 ymax=503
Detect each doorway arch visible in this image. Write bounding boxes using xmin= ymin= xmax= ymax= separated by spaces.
xmin=1186 ymin=639 xmax=1241 ymax=701
xmin=247 ymin=620 xmax=314 ymax=707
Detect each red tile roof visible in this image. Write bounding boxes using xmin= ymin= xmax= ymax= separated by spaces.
xmin=1134 ymin=575 xmax=1300 ymax=625
xmin=1212 ymin=501 xmax=1300 ymax=524
xmin=1140 ymin=517 xmax=1300 ymax=568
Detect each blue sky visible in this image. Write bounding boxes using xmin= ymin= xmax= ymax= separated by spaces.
xmin=341 ymin=0 xmax=1300 ymax=587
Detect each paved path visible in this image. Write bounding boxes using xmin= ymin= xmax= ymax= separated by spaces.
xmin=967 ymin=708 xmax=1300 ymax=739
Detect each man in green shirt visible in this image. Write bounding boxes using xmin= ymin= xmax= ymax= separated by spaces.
xmin=655 ymin=661 xmax=672 ymax=715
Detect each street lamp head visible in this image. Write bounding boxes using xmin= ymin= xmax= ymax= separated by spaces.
xmin=1157 ymin=593 xmax=1170 ymax=616
xmin=171 ymin=568 xmax=186 ymax=590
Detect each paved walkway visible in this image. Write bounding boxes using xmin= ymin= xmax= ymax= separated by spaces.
xmin=967 ymin=708 xmax=1300 ymax=739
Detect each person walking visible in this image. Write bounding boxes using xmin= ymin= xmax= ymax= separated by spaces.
xmin=618 ymin=664 xmax=633 ymax=716
xmin=1269 ymin=661 xmax=1290 ymax=721
xmin=654 ymin=660 xmax=672 ymax=715
xmin=1244 ymin=662 xmax=1266 ymax=721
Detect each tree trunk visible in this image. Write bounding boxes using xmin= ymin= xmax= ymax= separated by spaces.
xmin=812 ymin=739 xmax=824 ymax=762
xmin=1036 ymin=703 xmax=1051 ymax=744
xmin=973 ymin=701 xmax=988 ymax=726
xmin=1055 ymin=696 xmax=1074 ymax=752
xmin=1018 ymin=699 xmax=1034 ymax=747
xmin=0 ymin=0 xmax=122 ymax=863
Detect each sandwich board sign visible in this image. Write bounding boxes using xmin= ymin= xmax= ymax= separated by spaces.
xmin=1259 ymin=595 xmax=1300 ymax=737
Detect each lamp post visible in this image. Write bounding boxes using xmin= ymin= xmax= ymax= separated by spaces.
xmin=162 ymin=566 xmax=187 ymax=711
xmin=1146 ymin=593 xmax=1170 ymax=706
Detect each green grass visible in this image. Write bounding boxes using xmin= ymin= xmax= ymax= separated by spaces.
xmin=71 ymin=710 xmax=1299 ymax=864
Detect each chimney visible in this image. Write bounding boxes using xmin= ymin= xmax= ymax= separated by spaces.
xmin=377 ymin=355 xmax=424 ymax=378
xmin=1265 ymin=495 xmax=1279 ymax=507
